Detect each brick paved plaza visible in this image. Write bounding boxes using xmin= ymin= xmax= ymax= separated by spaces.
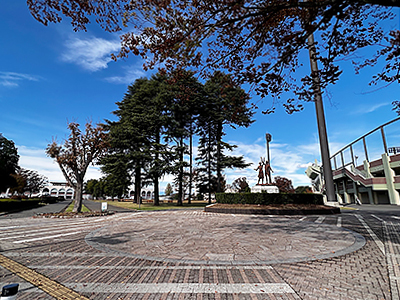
xmin=1 ymin=204 xmax=399 ymax=299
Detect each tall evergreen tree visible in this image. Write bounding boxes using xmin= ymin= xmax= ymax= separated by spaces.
xmin=196 ymin=72 xmax=253 ymax=202
xmin=164 ymin=69 xmax=203 ymax=205
xmin=101 ymin=153 xmax=131 ymax=200
xmin=0 ymin=134 xmax=19 ymax=192
xmin=104 ymin=74 xmax=171 ymax=205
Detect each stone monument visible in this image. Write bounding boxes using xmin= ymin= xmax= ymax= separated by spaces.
xmin=251 ymin=133 xmax=279 ymax=193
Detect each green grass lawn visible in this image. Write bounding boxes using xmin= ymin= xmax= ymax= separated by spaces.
xmin=92 ymin=199 xmax=212 ymax=211
xmin=65 ymin=202 xmax=91 ymax=213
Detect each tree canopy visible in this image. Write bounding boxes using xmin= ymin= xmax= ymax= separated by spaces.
xmin=103 ymin=71 xmax=252 ymax=203
xmin=274 ymin=176 xmax=295 ymax=193
xmin=231 ymin=177 xmax=250 ymax=193
xmin=28 ymin=0 xmax=400 ymax=113
xmin=46 ymin=122 xmax=109 ymax=212
xmin=11 ymin=168 xmax=48 ymax=196
xmin=0 ymin=134 xmax=19 ymax=192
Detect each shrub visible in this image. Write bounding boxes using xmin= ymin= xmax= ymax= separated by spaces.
xmin=215 ymin=192 xmax=323 ymax=205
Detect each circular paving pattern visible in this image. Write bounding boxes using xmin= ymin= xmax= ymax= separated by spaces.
xmin=85 ymin=211 xmax=365 ymax=265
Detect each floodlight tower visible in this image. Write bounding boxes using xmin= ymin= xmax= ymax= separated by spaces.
xmin=266 ymin=133 xmax=272 ymax=183
xmin=265 ymin=133 xmax=272 ymax=164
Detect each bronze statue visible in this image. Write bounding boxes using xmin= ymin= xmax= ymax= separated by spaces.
xmin=255 ymin=161 xmax=264 ymax=184
xmin=255 ymin=157 xmax=273 ymax=185
xmin=264 ymin=160 xmax=273 ymax=184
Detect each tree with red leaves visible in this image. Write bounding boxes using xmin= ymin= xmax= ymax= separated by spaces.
xmin=273 ymin=176 xmax=295 ymax=193
xmin=28 ymin=0 xmax=400 ymax=112
xmin=46 ymin=122 xmax=109 ymax=212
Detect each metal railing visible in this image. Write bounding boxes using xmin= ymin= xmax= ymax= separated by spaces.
xmin=330 ymin=116 xmax=400 ymax=171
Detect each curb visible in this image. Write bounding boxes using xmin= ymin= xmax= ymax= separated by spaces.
xmin=204 ymin=203 xmax=341 ymax=215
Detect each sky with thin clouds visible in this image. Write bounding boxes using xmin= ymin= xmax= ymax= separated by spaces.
xmin=1 ymin=2 xmax=400 ymax=192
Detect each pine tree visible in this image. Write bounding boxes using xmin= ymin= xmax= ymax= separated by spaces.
xmin=103 ymin=75 xmax=171 ymax=205
xmin=0 ymin=134 xmax=19 ymax=192
xmin=164 ymin=69 xmax=203 ymax=205
xmin=196 ymin=72 xmax=254 ymax=202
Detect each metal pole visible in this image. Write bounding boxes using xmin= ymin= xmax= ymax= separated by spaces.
xmin=266 ymin=133 xmax=272 ymax=184
xmin=363 ymin=137 xmax=369 ymax=162
xmin=307 ymin=33 xmax=337 ymax=202
xmin=266 ymin=133 xmax=271 ymax=163
xmin=350 ymin=145 xmax=354 ymax=166
xmin=340 ymin=151 xmax=345 ymax=168
xmin=381 ymin=126 xmax=388 ymax=154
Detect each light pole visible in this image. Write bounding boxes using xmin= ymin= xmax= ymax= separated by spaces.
xmin=307 ymin=33 xmax=337 ymax=203
xmin=266 ymin=133 xmax=272 ymax=163
xmin=265 ymin=133 xmax=272 ymax=184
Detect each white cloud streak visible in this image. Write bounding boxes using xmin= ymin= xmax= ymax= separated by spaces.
xmin=351 ymin=102 xmax=391 ymax=115
xmin=61 ymin=36 xmax=120 ymax=72
xmin=105 ymin=67 xmax=146 ymax=85
xmin=0 ymin=71 xmax=41 ymax=87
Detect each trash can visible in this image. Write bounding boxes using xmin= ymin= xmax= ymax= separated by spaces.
xmin=1 ymin=283 xmax=19 ymax=300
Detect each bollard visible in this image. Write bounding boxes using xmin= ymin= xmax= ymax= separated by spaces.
xmin=1 ymin=284 xmax=19 ymax=300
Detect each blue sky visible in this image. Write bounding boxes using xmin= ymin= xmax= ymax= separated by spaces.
xmin=1 ymin=2 xmax=399 ymax=191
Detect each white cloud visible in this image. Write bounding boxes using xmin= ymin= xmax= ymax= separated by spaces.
xmin=105 ymin=67 xmax=146 ymax=85
xmin=0 ymin=71 xmax=40 ymax=87
xmin=351 ymin=102 xmax=391 ymax=115
xmin=61 ymin=36 xmax=120 ymax=72
xmin=225 ymin=140 xmax=315 ymax=187
xmin=16 ymin=138 xmax=322 ymax=191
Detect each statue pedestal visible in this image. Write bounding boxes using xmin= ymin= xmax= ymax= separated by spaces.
xmin=251 ymin=185 xmax=279 ymax=194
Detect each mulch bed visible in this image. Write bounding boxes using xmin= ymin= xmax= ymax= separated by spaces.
xmin=205 ymin=203 xmax=340 ymax=215
xmin=34 ymin=211 xmax=115 ymax=219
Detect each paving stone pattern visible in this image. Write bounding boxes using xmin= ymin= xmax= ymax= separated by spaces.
xmin=0 ymin=210 xmax=397 ymax=299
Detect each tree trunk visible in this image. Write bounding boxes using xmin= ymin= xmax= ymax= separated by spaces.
xmin=72 ymin=182 xmax=83 ymax=213
xmin=177 ymin=137 xmax=184 ymax=206
xmin=208 ymin=126 xmax=212 ymax=204
xmin=154 ymin=177 xmax=159 ymax=206
xmin=216 ymin=121 xmax=222 ymax=193
xmin=154 ymin=131 xmax=160 ymax=206
xmin=188 ymin=124 xmax=193 ymax=204
xmin=134 ymin=165 xmax=141 ymax=204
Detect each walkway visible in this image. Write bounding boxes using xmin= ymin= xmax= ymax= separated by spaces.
xmin=0 ymin=204 xmax=399 ymax=299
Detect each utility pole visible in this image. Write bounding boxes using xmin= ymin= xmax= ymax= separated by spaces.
xmin=307 ymin=33 xmax=337 ymax=203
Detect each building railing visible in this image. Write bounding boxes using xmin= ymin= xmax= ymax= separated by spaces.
xmin=330 ymin=116 xmax=400 ymax=171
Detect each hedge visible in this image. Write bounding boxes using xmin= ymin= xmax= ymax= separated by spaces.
xmin=0 ymin=197 xmax=62 ymax=212
xmin=215 ymin=192 xmax=323 ymax=205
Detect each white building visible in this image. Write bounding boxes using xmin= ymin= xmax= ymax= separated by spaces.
xmin=41 ymin=182 xmax=156 ymax=200
xmin=42 ymin=182 xmax=75 ymax=199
